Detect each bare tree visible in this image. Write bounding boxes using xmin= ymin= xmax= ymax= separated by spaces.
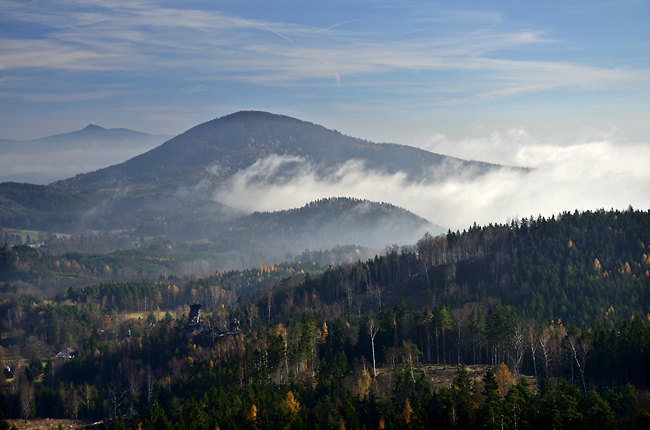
xmin=108 ymin=384 xmax=126 ymax=417
xmin=81 ymin=383 xmax=95 ymax=416
xmin=20 ymin=382 xmax=35 ymax=423
xmin=527 ymin=321 xmax=539 ymax=388
xmin=366 ymin=280 xmax=385 ymax=311
xmin=401 ymin=245 xmax=415 ymax=277
xmin=417 ymin=233 xmax=433 ymax=289
xmin=66 ymin=385 xmax=81 ymax=420
xmin=512 ymin=324 xmax=526 ymax=381
xmin=538 ymin=328 xmax=552 ymax=383
xmin=127 ymin=364 xmax=143 ymax=415
xmin=567 ymin=335 xmax=591 ymax=397
xmin=367 ymin=316 xmax=380 ymax=377
xmin=246 ymin=303 xmax=258 ymax=329
xmin=146 ymin=368 xmax=155 ymax=406
xmin=491 ymin=251 xmax=506 ymax=284
xmin=451 ymin=304 xmax=474 ymax=370
xmin=264 ymin=285 xmax=273 ymax=324
xmin=341 ymin=279 xmax=355 ymax=310
xmin=400 ymin=341 xmax=421 ymax=382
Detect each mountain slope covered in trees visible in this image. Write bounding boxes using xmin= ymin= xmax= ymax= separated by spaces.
xmin=214 ymin=197 xmax=438 ymax=256
xmin=285 ymin=207 xmax=650 ymax=327
xmin=3 ymin=112 xmax=482 ymax=259
xmin=53 ymin=111 xmax=509 ymax=192
xmin=1 ymin=209 xmax=650 ymax=429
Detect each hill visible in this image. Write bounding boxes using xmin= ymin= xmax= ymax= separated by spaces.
xmin=0 ymin=182 xmax=99 ymax=233
xmin=0 ymin=124 xmax=169 ymax=184
xmin=1 ymin=111 xmax=516 ymax=265
xmin=1 ymin=208 xmax=649 ymax=429
xmin=265 ymin=207 xmax=650 ymax=327
xmin=212 ymin=197 xmax=440 ymax=258
xmin=0 ymin=193 xmax=436 ymax=271
xmin=53 ymin=110 xmax=509 ymax=192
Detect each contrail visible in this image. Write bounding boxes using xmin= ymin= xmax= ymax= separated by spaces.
xmin=382 ymin=24 xmax=439 ymax=41
xmin=315 ymin=19 xmax=358 ymax=33
xmin=263 ymin=25 xmax=340 ymax=87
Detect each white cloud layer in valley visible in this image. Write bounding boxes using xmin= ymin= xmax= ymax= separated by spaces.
xmin=214 ymin=129 xmax=650 ymax=233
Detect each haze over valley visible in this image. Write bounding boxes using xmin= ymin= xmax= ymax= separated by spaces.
xmin=2 ymin=108 xmax=650 ymax=273
xmin=0 ymin=125 xmax=169 ymax=184
xmin=1 ymin=2 xmax=650 ymax=428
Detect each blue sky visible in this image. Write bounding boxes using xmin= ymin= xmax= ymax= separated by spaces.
xmin=1 ymin=0 xmax=648 ymax=142
xmin=1 ymin=0 xmax=649 ymax=228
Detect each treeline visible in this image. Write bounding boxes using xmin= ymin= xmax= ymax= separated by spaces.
xmin=283 ymin=207 xmax=650 ymax=327
xmin=0 ymin=262 xmax=321 ymax=366
xmin=0 ymin=182 xmax=95 ymax=232
xmin=2 ymin=207 xmax=650 ymax=427
xmin=0 ymin=243 xmax=246 ymax=297
xmin=55 ymin=261 xmax=318 ymax=312
xmin=2 ymin=303 xmax=649 ymax=428
xmin=294 ymin=245 xmax=372 ymax=267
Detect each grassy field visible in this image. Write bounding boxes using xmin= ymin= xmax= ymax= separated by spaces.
xmin=123 ymin=310 xmax=168 ymax=321
xmin=4 ymin=228 xmax=72 ymax=243
xmin=4 ymin=227 xmax=126 ymax=243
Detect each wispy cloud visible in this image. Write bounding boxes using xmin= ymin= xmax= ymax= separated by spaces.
xmin=1 ymin=0 xmax=645 ymax=97
xmin=262 ymin=24 xmax=341 ymax=86
xmin=1 ymin=0 xmax=648 ymax=143
xmin=22 ymin=90 xmax=126 ymax=103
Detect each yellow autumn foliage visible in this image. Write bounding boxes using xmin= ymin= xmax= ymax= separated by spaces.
xmin=283 ymin=391 xmax=301 ymax=417
xmin=494 ymin=363 xmax=515 ymax=397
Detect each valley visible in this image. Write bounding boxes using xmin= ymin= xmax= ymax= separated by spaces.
xmin=0 ymin=112 xmax=649 ymax=429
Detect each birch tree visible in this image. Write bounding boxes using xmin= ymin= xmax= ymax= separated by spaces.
xmin=367 ymin=315 xmax=380 ymax=377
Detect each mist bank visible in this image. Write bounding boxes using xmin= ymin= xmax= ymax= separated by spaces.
xmin=214 ymin=131 xmax=650 ymax=231
xmin=210 ymin=197 xmax=437 ymax=262
xmin=3 ymin=115 xmax=648 ymax=276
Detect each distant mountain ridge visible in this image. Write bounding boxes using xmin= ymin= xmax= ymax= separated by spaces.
xmin=0 ymin=111 xmax=517 ymax=265
xmin=53 ymin=110 xmax=510 ymax=192
xmin=0 ymin=124 xmax=170 ymax=184
xmin=0 ymin=123 xmax=169 ymax=146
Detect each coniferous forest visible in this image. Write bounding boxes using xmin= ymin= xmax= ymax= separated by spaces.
xmin=1 ymin=208 xmax=650 ymax=429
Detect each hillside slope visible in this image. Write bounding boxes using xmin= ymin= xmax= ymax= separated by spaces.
xmin=213 ymin=197 xmax=440 ymax=257
xmin=53 ymin=111 xmax=508 ymax=192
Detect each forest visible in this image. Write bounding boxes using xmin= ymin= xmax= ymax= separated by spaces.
xmin=1 ymin=208 xmax=650 ymax=429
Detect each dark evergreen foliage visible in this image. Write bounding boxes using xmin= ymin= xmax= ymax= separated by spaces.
xmin=1 ymin=208 xmax=650 ymax=428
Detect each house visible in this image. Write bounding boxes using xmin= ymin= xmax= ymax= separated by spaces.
xmin=188 ymin=303 xmax=202 ymax=325
xmin=185 ymin=303 xmax=204 ymax=333
xmin=55 ymin=347 xmax=77 ymax=360
xmin=3 ymin=366 xmax=13 ymax=379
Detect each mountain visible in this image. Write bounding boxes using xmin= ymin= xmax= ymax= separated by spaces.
xmin=53 ymin=111 xmax=510 ymax=192
xmin=0 ymin=124 xmax=170 ymax=184
xmin=1 ymin=111 xmax=519 ymax=265
xmin=212 ymin=197 xmax=440 ymax=258
xmin=0 ymin=182 xmax=99 ymax=233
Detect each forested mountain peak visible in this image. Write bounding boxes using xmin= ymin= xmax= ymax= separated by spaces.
xmin=52 ymin=110 xmax=509 ymax=192
xmin=216 ymin=197 xmax=439 ymax=256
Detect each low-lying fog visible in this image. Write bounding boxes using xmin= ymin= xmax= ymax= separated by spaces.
xmin=214 ymin=128 xmax=650 ymax=232
xmin=3 ymin=124 xmax=648 ymax=235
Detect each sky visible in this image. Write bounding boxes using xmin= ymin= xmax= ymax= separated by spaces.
xmin=1 ymin=0 xmax=649 ymax=231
